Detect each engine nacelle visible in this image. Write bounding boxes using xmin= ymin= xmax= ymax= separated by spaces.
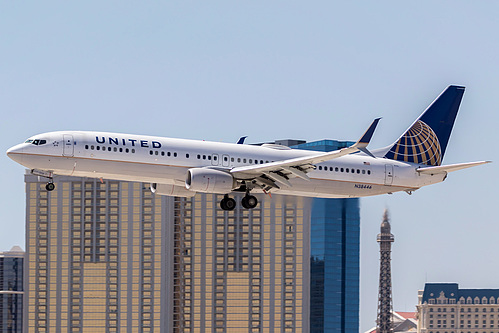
xmin=185 ymin=168 xmax=235 ymax=194
xmin=150 ymin=183 xmax=196 ymax=198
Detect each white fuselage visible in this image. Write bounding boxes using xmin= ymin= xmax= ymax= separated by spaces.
xmin=7 ymin=131 xmax=446 ymax=198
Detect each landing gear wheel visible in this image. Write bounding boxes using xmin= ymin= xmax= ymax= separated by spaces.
xmin=220 ymin=195 xmax=236 ymax=211
xmin=45 ymin=182 xmax=55 ymax=191
xmin=241 ymin=195 xmax=258 ymax=209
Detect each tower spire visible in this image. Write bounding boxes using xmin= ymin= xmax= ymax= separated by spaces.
xmin=377 ymin=209 xmax=394 ymax=333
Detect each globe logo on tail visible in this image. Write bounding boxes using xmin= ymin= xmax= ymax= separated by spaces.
xmin=384 ymin=120 xmax=442 ymax=166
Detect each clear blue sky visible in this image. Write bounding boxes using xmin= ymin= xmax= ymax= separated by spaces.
xmin=1 ymin=2 xmax=497 ymax=331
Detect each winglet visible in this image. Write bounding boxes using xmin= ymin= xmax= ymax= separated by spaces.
xmin=356 ymin=118 xmax=381 ymax=148
xmin=237 ymin=136 xmax=248 ymax=144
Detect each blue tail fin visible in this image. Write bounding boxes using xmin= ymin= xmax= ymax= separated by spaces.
xmin=384 ymin=85 xmax=465 ymax=166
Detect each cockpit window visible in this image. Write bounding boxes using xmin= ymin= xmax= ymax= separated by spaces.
xmin=26 ymin=139 xmax=47 ymax=146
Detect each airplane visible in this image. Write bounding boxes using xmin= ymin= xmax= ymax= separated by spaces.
xmin=7 ymin=85 xmax=490 ymax=210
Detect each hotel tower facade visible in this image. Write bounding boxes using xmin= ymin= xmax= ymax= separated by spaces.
xmin=23 ymin=140 xmax=360 ymax=332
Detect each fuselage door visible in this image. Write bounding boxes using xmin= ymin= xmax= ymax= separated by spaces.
xmin=384 ymin=164 xmax=394 ymax=185
xmin=63 ymin=134 xmax=74 ymax=157
xmin=222 ymin=154 xmax=230 ymax=167
xmin=211 ymin=154 xmax=219 ymax=166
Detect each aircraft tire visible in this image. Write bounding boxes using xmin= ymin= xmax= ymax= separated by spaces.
xmin=242 ymin=195 xmax=258 ymax=209
xmin=46 ymin=183 xmax=55 ymax=191
xmin=220 ymin=197 xmax=236 ymax=211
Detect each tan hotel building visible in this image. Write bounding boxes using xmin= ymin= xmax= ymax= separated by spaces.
xmin=24 ymin=173 xmax=310 ymax=332
xmin=417 ymin=283 xmax=499 ymax=333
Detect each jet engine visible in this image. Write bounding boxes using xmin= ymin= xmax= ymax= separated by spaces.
xmin=185 ymin=168 xmax=235 ymax=194
xmin=150 ymin=183 xmax=196 ymax=198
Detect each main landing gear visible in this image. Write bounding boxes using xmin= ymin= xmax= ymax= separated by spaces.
xmin=241 ymin=194 xmax=258 ymax=209
xmin=220 ymin=194 xmax=258 ymax=211
xmin=220 ymin=195 xmax=236 ymax=211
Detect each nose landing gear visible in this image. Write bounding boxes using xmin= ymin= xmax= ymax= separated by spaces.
xmin=45 ymin=182 xmax=55 ymax=191
xmin=31 ymin=169 xmax=56 ymax=192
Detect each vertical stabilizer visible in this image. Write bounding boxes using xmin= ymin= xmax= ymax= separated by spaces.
xmin=384 ymin=85 xmax=465 ymax=166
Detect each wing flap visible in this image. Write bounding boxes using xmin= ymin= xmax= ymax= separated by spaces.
xmin=230 ymin=118 xmax=381 ymax=178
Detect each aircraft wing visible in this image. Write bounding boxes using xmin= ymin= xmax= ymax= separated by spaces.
xmin=230 ymin=118 xmax=380 ymax=188
xmin=416 ymin=161 xmax=491 ymax=175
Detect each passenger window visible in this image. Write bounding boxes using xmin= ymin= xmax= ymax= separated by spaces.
xmin=149 ymin=151 xmax=153 ymax=155
xmin=231 ymin=157 xmax=234 ymax=162
xmin=131 ymin=149 xmax=135 ymax=153
xmin=335 ymin=167 xmax=339 ymax=172
xmin=208 ymin=155 xmax=211 ymax=160
xmin=243 ymin=158 xmax=247 ymax=163
xmin=186 ymin=153 xmax=189 ymax=158
xmin=362 ymin=170 xmax=365 ymax=174
xmin=126 ymin=148 xmax=130 ymax=153
xmin=224 ymin=156 xmax=228 ymax=162
xmin=340 ymin=168 xmax=344 ymax=172
xmin=85 ymin=145 xmax=89 ymax=149
xmin=346 ymin=168 xmax=349 ymax=173
xmin=357 ymin=169 xmax=360 ymax=174
xmin=237 ymin=158 xmax=241 ymax=163
xmin=249 ymin=159 xmax=252 ymax=163
xmin=174 ymin=152 xmax=177 ymax=157
xmin=260 ymin=160 xmax=263 ymax=164
xmin=96 ymin=146 xmax=100 ymax=151
xmin=203 ymin=155 xmax=206 ymax=160
xmin=213 ymin=155 xmax=217 ymax=161
xmin=197 ymin=154 xmax=201 ymax=159
xmin=91 ymin=145 xmax=95 ymax=150
xmin=167 ymin=152 xmax=171 ymax=157
xmin=108 ymin=147 xmax=112 ymax=151
xmin=155 ymin=151 xmax=158 ymax=155
xmin=161 ymin=151 xmax=164 ymax=156
xmin=367 ymin=170 xmax=371 ymax=175
xmin=318 ymin=166 xmax=322 ymax=170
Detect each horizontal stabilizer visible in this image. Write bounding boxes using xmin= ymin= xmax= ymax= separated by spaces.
xmin=416 ymin=161 xmax=491 ymax=175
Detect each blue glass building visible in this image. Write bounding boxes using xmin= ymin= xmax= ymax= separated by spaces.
xmin=293 ymin=140 xmax=360 ymax=333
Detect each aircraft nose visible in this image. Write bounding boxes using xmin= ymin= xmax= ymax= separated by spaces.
xmin=6 ymin=144 xmax=25 ymax=164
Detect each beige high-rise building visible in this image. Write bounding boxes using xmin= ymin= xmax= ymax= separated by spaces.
xmin=24 ymin=172 xmax=310 ymax=332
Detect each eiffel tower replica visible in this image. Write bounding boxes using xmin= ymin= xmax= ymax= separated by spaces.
xmin=376 ymin=209 xmax=394 ymax=333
